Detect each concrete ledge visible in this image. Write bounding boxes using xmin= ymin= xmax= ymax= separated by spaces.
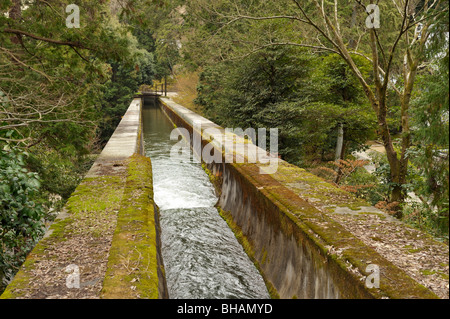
xmin=101 ymin=154 xmax=167 ymax=299
xmin=159 ymin=97 xmax=447 ymax=299
xmin=1 ymin=99 xmax=167 ymax=299
xmin=86 ymin=98 xmax=144 ymax=178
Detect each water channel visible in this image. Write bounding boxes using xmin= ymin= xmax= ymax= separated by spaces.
xmin=142 ymin=99 xmax=269 ymax=299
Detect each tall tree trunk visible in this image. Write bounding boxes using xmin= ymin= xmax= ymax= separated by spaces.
xmin=348 ymin=2 xmax=359 ymax=50
xmin=390 ymin=57 xmax=418 ymax=213
xmin=334 ymin=123 xmax=344 ymax=162
xmin=334 ymin=123 xmax=345 ymax=183
xmin=377 ymin=96 xmax=408 ymax=217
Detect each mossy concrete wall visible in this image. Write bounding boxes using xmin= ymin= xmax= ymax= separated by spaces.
xmin=159 ymin=97 xmax=441 ymax=299
xmin=1 ymin=99 xmax=168 ymax=299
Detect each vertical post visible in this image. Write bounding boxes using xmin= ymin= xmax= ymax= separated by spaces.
xmin=335 ymin=123 xmax=344 ymax=162
xmin=164 ymin=76 xmax=167 ymax=97
xmin=334 ymin=123 xmax=344 ymax=184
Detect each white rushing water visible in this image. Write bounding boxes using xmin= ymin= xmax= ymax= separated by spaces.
xmin=143 ymin=100 xmax=269 ymax=299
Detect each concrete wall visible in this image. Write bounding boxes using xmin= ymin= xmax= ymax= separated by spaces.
xmin=159 ymin=97 xmax=442 ymax=299
xmin=1 ymin=98 xmax=168 ymax=299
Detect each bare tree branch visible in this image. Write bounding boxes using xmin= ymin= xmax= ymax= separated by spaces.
xmin=0 ymin=47 xmax=52 ymax=82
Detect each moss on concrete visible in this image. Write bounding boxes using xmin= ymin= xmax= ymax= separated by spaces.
xmin=202 ymin=163 xmax=223 ymax=197
xmin=0 ymin=175 xmax=124 ymax=299
xmin=238 ymin=162 xmax=441 ymax=298
xmin=101 ymin=154 xmax=164 ymax=299
xmin=270 ymin=161 xmax=371 ymax=212
xmin=1 ymin=154 xmax=167 ymax=300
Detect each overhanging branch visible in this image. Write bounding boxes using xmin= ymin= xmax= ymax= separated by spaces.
xmin=2 ymin=28 xmax=93 ymax=50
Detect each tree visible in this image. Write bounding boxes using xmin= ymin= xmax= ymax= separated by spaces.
xmin=195 ymin=45 xmax=377 ymax=167
xmin=185 ymin=0 xmax=449 ymax=214
xmin=125 ymin=0 xmax=184 ymax=80
xmin=195 ymin=45 xmax=314 ymax=164
xmin=407 ymin=10 xmax=449 ymax=235
xmin=1 ymin=145 xmax=45 ymax=290
xmin=312 ymin=53 xmax=376 ymax=181
xmin=1 ymin=0 xmax=132 ymax=148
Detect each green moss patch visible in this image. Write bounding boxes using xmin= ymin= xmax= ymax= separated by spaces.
xmin=101 ymin=154 xmax=163 ymax=299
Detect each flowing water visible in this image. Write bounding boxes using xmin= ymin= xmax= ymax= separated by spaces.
xmin=142 ymin=99 xmax=269 ymax=299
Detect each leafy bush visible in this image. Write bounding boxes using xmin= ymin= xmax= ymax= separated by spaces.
xmin=0 ymin=146 xmax=45 ymax=290
xmin=27 ymin=149 xmax=92 ymax=202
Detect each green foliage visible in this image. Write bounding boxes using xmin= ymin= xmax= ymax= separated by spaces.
xmin=310 ymin=53 xmax=376 ymax=157
xmin=196 ymin=46 xmax=314 ymax=163
xmin=26 ymin=150 xmax=94 ymax=201
xmin=195 ymin=47 xmax=376 ymax=166
xmin=0 ymin=1 xmax=134 ymax=150
xmin=0 ymin=145 xmax=45 ymax=289
xmin=313 ymin=54 xmax=371 ymax=105
xmin=126 ymin=0 xmax=183 ymax=79
xmin=342 ymin=166 xmax=382 ymax=203
xmin=367 ymin=151 xmax=394 ymax=204
xmin=406 ymin=38 xmax=449 ymax=237
xmin=98 ymin=51 xmax=155 ymax=145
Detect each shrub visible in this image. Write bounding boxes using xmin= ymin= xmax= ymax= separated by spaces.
xmin=0 ymin=146 xmax=45 ymax=291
